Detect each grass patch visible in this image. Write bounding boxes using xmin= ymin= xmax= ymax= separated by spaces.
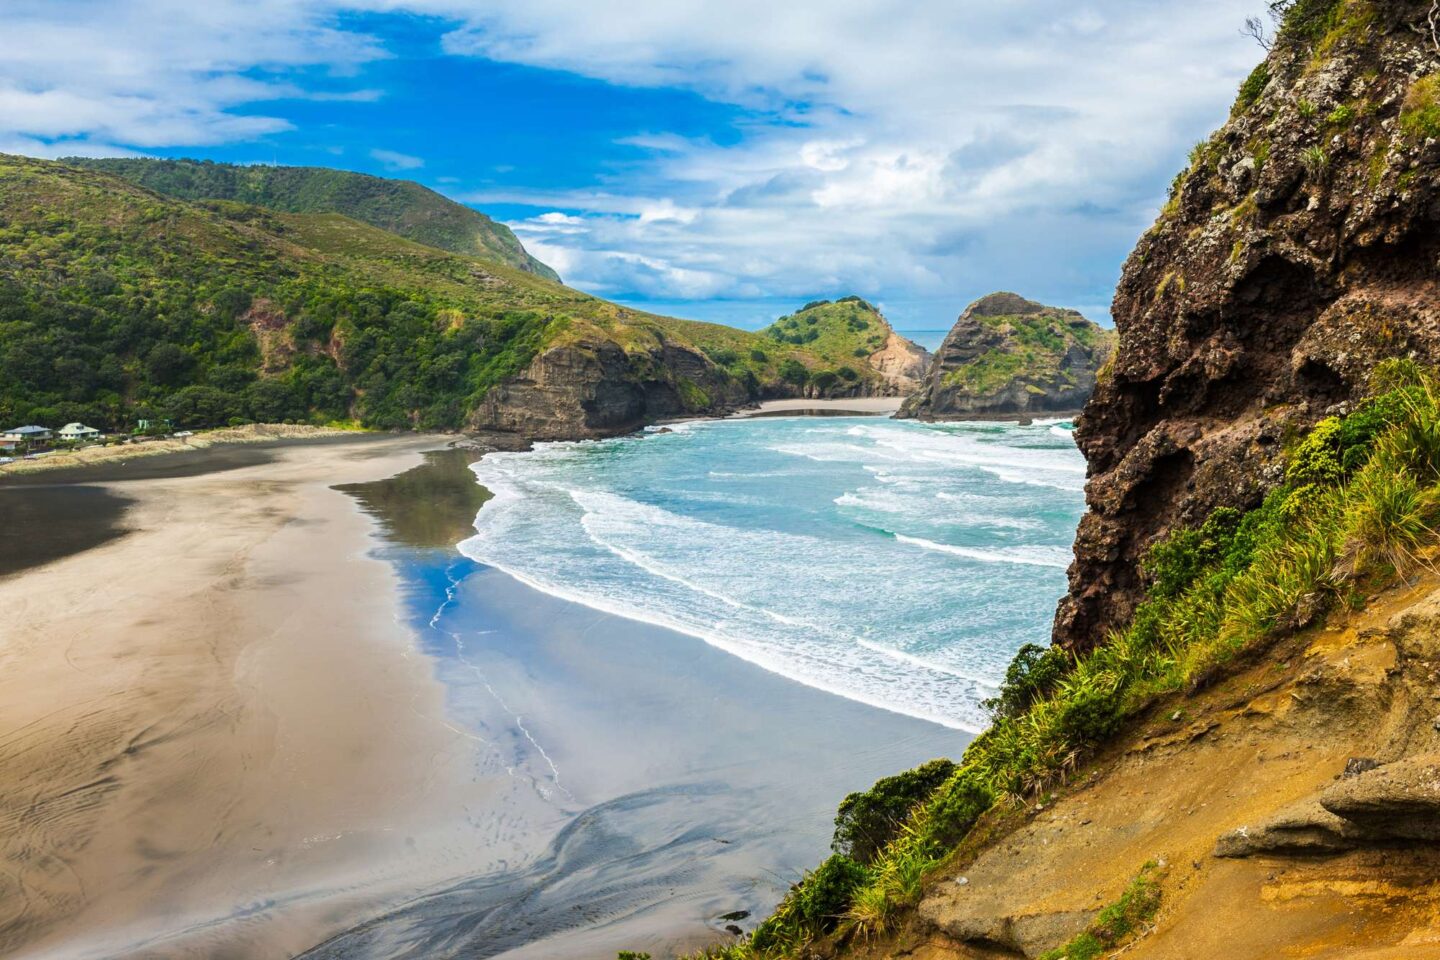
xmin=1401 ymin=74 xmax=1440 ymax=142
xmin=1039 ymin=862 xmax=1165 ymax=960
xmin=1236 ymin=62 xmax=1270 ymax=113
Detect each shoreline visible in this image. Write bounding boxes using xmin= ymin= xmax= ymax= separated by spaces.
xmin=0 ymin=434 xmax=500 ymax=959
xmin=0 ymin=423 xmax=369 ymax=480
xmin=1 ymin=421 xmax=970 ymax=960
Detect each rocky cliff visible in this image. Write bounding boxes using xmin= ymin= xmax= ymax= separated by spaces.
xmin=1057 ymin=0 xmax=1440 ymax=652
xmin=897 ymin=293 xmax=1112 ymax=421
xmin=471 ymin=333 xmax=753 ymax=439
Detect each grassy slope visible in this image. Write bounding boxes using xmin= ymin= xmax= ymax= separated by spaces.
xmin=67 ymin=157 xmax=562 ymax=282
xmin=760 ymin=297 xmax=912 ymax=385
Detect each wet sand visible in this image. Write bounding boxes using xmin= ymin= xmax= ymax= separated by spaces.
xmin=0 ymin=435 xmax=499 ymax=959
xmin=299 ymin=561 xmax=962 ymax=960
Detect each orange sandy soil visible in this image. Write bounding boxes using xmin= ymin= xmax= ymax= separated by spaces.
xmin=834 ymin=578 xmax=1440 ymax=960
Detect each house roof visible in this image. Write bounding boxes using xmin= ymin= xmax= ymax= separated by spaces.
xmin=60 ymin=422 xmax=98 ymax=432
xmin=4 ymin=425 xmax=50 ymax=436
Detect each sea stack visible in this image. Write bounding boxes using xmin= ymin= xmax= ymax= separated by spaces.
xmin=897 ymin=292 xmax=1113 ymax=420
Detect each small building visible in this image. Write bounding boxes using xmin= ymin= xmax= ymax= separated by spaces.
xmin=58 ymin=422 xmax=102 ymax=442
xmin=1 ymin=425 xmax=52 ymax=444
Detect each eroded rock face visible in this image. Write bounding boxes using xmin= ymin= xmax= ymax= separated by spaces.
xmin=470 ymin=338 xmax=751 ymax=439
xmin=869 ymin=330 xmax=932 ymax=394
xmin=898 ymin=292 xmax=1113 ymax=421
xmin=1321 ymin=752 xmax=1440 ymax=839
xmin=1057 ymin=0 xmax=1440 ymax=651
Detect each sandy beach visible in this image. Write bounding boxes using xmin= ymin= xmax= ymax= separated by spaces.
xmin=733 ymin=397 xmax=905 ymax=416
xmin=0 ymin=427 xmax=965 ymax=959
xmin=0 ymin=435 xmax=497 ymax=959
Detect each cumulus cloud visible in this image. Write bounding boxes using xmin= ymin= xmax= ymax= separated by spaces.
xmin=0 ymin=0 xmax=1264 ymax=321
xmin=430 ymin=0 xmax=1261 ymax=316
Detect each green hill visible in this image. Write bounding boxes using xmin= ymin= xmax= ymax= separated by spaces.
xmin=762 ymin=297 xmax=930 ymax=394
xmin=66 ymin=157 xmax=561 ymax=281
xmin=0 ymin=155 xmax=879 ymax=437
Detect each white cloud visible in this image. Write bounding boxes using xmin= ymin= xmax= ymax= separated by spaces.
xmin=425 ymin=0 xmax=1261 ymax=317
xmin=0 ymin=0 xmax=1265 ymax=322
xmin=370 ymin=147 xmax=424 ymax=170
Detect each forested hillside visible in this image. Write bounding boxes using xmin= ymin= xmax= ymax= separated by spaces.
xmin=68 ymin=157 xmax=561 ymax=281
xmin=0 ymin=155 xmax=880 ymax=436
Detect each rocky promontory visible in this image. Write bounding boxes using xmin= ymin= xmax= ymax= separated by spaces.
xmin=1057 ymin=0 xmax=1440 ymax=653
xmin=897 ymin=292 xmax=1113 ymax=420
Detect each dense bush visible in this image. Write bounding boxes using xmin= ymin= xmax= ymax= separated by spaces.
xmin=0 ymin=228 xmax=551 ymax=431
xmin=984 ymin=643 xmax=1071 ymax=720
xmin=832 ymin=759 xmax=957 ymax=864
xmin=748 ymin=855 xmax=871 ymax=953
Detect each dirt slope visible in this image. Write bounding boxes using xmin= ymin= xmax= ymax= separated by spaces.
xmin=839 ymin=574 xmax=1440 ymax=959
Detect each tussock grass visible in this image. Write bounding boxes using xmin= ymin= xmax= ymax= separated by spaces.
xmin=663 ymin=358 xmax=1440 ymax=960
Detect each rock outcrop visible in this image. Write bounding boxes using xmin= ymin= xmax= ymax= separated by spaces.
xmin=470 ymin=336 xmax=752 ymax=439
xmin=897 ymin=293 xmax=1113 ymax=421
xmin=868 ymin=330 xmax=931 ymax=394
xmin=1057 ymin=0 xmax=1440 ymax=651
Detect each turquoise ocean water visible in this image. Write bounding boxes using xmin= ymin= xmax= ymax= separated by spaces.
xmin=461 ymin=414 xmax=1086 ymax=732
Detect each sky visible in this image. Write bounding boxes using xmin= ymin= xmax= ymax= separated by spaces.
xmin=0 ymin=0 xmax=1264 ymax=334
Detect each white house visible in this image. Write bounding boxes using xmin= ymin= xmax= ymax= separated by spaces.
xmin=58 ymin=422 xmax=101 ymax=442
xmin=1 ymin=425 xmax=52 ymax=444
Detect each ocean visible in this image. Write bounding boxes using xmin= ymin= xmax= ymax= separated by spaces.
xmin=460 ymin=414 xmax=1086 ymax=733
xmin=304 ymin=414 xmax=1086 ymax=957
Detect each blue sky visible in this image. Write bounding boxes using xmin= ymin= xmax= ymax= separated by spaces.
xmin=1 ymin=1 xmax=1264 ymax=334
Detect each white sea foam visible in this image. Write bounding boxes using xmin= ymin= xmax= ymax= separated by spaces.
xmin=463 ymin=416 xmax=1083 ymax=730
xmin=893 ymin=533 xmax=1072 ymax=568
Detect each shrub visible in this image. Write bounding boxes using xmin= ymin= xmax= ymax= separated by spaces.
xmin=1236 ymin=63 xmax=1270 ymax=111
xmin=1271 ymin=0 xmax=1342 ymax=46
xmin=984 ymin=643 xmax=1071 ymax=719
xmin=779 ymin=359 xmax=809 ymax=386
xmin=832 ymin=759 xmax=957 ymax=864
xmin=749 ymin=855 xmax=871 ymax=953
xmin=1287 ymin=416 xmax=1345 ymax=485
xmin=749 ymin=348 xmax=768 ymax=363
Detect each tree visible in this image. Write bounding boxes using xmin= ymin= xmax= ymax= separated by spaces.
xmin=779 ymin=359 xmax=809 ymax=386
